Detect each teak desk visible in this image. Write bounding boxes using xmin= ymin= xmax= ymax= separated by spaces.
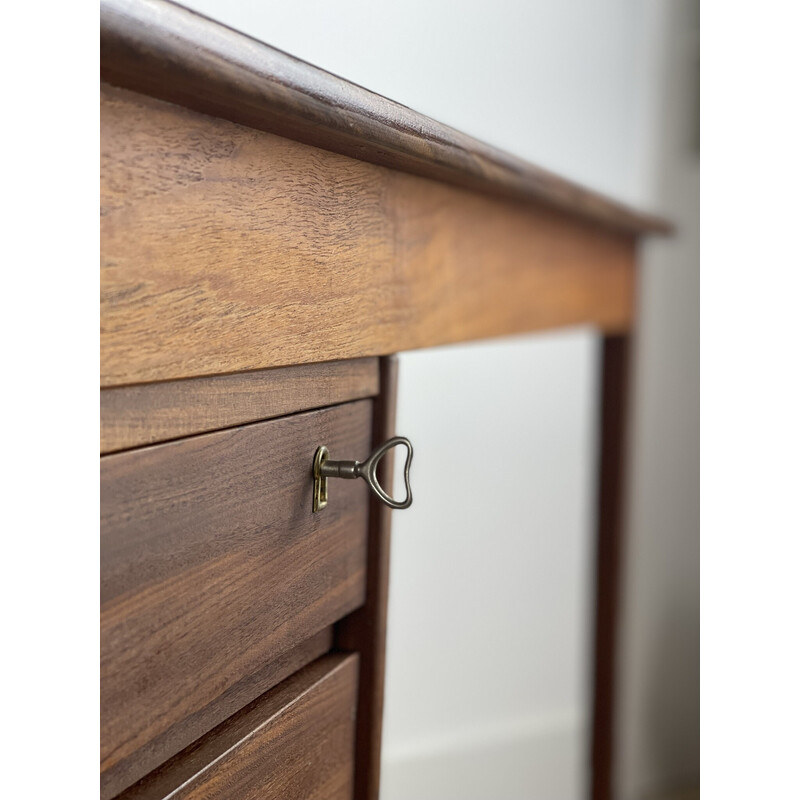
xmin=100 ymin=2 xmax=670 ymax=798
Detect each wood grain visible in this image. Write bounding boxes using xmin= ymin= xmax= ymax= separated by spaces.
xmin=100 ymin=357 xmax=379 ymax=453
xmin=101 ymin=402 xmax=372 ymax=796
xmin=102 ymin=628 xmax=333 ymax=800
xmin=118 ymin=654 xmax=359 ymax=800
xmin=100 ymin=0 xmax=669 ymax=235
xmin=101 ymin=85 xmax=638 ymax=387
xmin=336 ymin=356 xmax=398 ymax=800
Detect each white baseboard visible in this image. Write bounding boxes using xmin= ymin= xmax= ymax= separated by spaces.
xmin=380 ymin=714 xmax=587 ymax=800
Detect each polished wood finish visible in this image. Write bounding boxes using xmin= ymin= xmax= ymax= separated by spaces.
xmin=100 ymin=0 xmax=669 ymax=236
xmin=100 ymin=402 xmax=372 ymax=797
xmin=99 ymin=4 xmax=668 ymax=796
xmin=101 ymin=84 xmax=637 ymax=386
xmin=336 ymin=357 xmax=398 ymax=800
xmin=102 ymin=629 xmax=333 ymax=799
xmin=100 ymin=358 xmax=379 ymax=453
xmin=591 ymin=335 xmax=632 ymax=800
xmin=118 ymin=654 xmax=359 ymax=800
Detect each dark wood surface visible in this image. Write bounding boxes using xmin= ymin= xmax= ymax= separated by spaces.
xmin=101 ymin=358 xmax=379 ymax=453
xmin=101 ymin=402 xmax=373 ymax=797
xmin=336 ymin=357 xmax=399 ymax=800
xmin=101 ymin=84 xmax=637 ymax=386
xmin=591 ymin=335 xmax=632 ymax=800
xmin=100 ymin=0 xmax=669 ymax=235
xmin=118 ymin=654 xmax=359 ymax=800
xmin=98 ymin=5 xmax=669 ymax=795
xmin=102 ymin=629 xmax=333 ymax=799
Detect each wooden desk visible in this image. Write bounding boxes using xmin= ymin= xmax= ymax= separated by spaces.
xmin=100 ymin=2 xmax=669 ymax=798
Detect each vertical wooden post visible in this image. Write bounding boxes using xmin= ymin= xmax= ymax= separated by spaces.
xmin=591 ymin=334 xmax=631 ymax=800
xmin=336 ymin=356 xmax=399 ymax=800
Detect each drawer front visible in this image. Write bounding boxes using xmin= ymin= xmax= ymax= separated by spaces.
xmin=101 ymin=401 xmax=372 ymax=793
xmin=120 ymin=654 xmax=359 ymax=800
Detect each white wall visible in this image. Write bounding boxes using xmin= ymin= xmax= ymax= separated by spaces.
xmin=616 ymin=2 xmax=700 ymax=798
xmin=179 ymin=2 xmax=698 ymax=797
xmin=385 ymin=331 xmax=598 ymax=799
xmin=179 ymin=0 xmax=662 ymax=204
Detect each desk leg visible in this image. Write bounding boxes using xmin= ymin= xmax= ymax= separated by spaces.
xmin=591 ymin=334 xmax=631 ymax=800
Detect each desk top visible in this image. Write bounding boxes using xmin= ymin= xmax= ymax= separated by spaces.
xmin=100 ymin=0 xmax=669 ymax=386
xmin=100 ymin=0 xmax=669 ymax=236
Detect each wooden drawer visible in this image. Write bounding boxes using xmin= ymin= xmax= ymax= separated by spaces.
xmin=119 ymin=654 xmax=359 ymax=800
xmin=101 ymin=401 xmax=372 ymax=797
